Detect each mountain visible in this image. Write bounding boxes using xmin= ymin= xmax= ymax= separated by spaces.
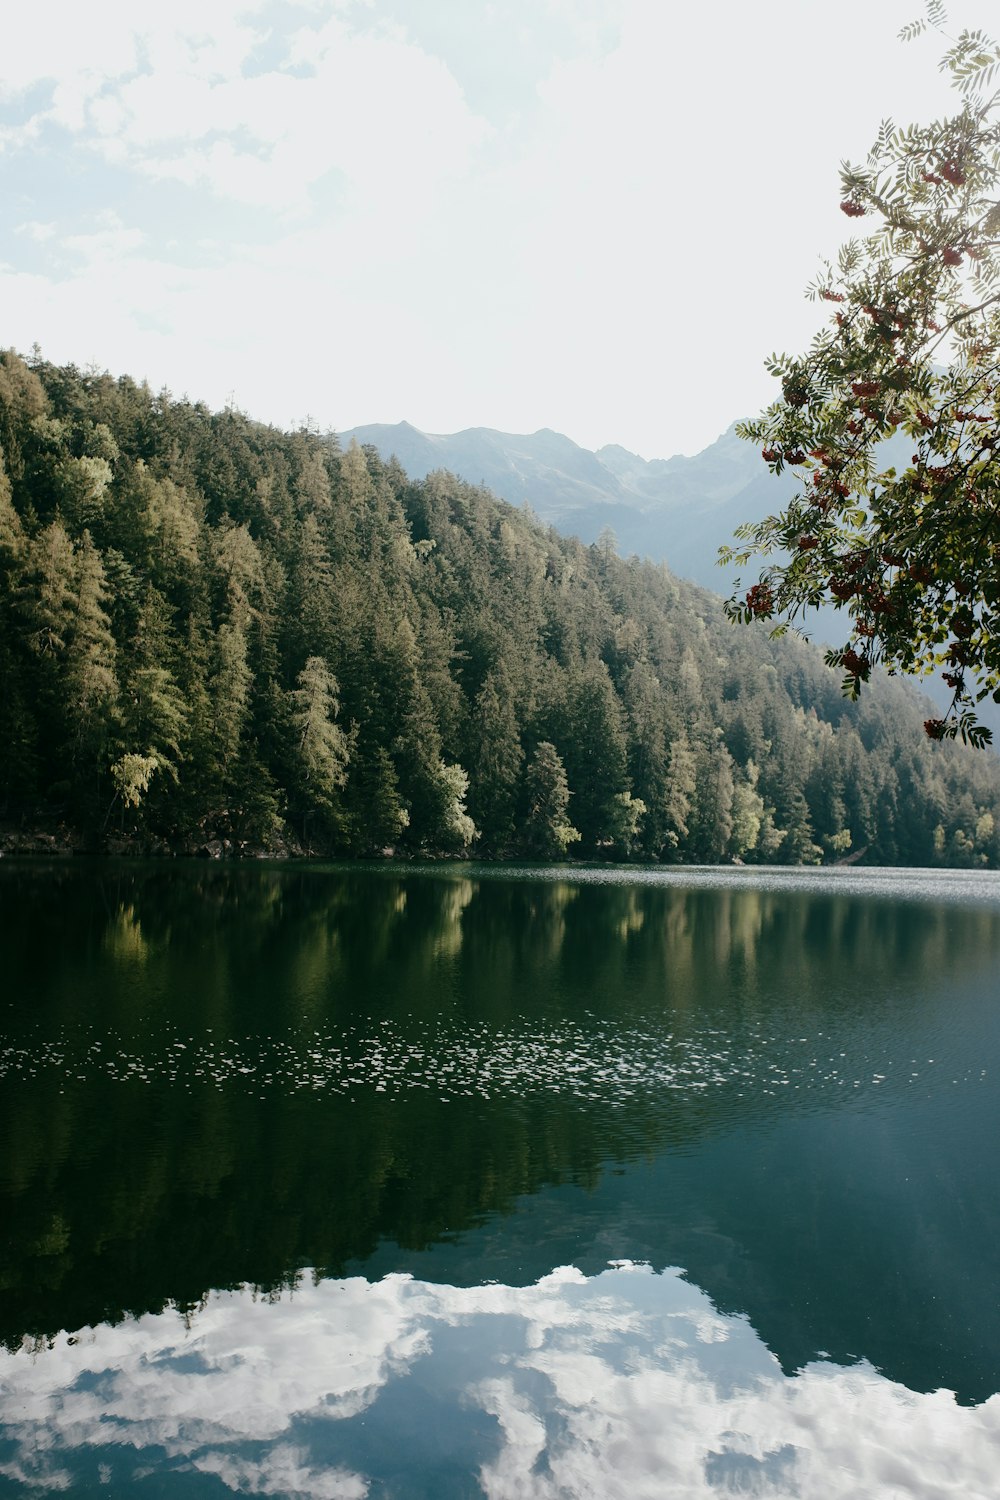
xmin=342 ymin=420 xmax=799 ymax=596
xmin=343 ymin=418 xmax=987 ymax=728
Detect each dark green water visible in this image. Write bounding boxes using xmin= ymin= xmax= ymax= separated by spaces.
xmin=1 ymin=861 xmax=999 ymax=1497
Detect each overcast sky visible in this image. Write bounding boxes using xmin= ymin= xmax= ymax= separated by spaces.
xmin=0 ymin=0 xmax=980 ymax=459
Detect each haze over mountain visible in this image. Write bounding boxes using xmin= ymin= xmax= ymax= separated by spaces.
xmin=343 ymin=417 xmax=989 ymax=729
xmin=342 ymin=420 xmax=800 ymax=599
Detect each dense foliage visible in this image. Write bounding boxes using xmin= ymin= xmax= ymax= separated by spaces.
xmin=726 ymin=16 xmax=1000 ymax=746
xmin=1 ymin=349 xmax=999 ymax=865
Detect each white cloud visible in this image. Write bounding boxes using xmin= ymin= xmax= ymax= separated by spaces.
xmin=0 ymin=0 xmax=991 ymax=456
xmin=3 ymin=5 xmax=489 ymax=212
xmin=194 ymin=1443 xmax=366 ymax=1499
xmin=62 ymin=213 xmax=145 ymax=263
xmin=15 ymin=221 xmax=57 ymax=242
xmin=0 ymin=3 xmax=139 ymax=96
xmin=1 ymin=1264 xmax=998 ymax=1498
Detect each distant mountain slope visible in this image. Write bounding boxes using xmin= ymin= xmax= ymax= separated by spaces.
xmin=342 ymin=420 xmax=799 ymax=596
xmin=342 ymin=421 xmax=644 ymax=512
xmin=344 ymin=417 xmax=991 ymax=730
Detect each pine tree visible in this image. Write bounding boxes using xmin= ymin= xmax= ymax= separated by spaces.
xmin=345 ymin=747 xmax=410 ymax=852
xmin=289 ymin=512 xmax=336 ymax=666
xmin=22 ymin=518 xmax=76 ymax=660
xmin=68 ymin=532 xmax=118 ymax=729
xmin=662 ymin=732 xmax=698 ymax=853
xmin=468 ymin=664 xmax=523 ymax=852
xmin=521 ymin=741 xmax=580 ymax=859
xmin=0 ymin=446 xmax=34 ymax=802
xmin=554 ymin=660 xmax=629 ymax=848
xmin=290 ymin=656 xmax=352 ymax=843
xmin=212 ymin=623 xmax=252 ymax=775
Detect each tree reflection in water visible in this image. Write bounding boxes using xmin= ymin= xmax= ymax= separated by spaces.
xmin=1 ymin=861 xmax=999 ymax=1414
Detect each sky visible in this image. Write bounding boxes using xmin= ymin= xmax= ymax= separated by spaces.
xmin=4 ymin=1263 xmax=998 ymax=1496
xmin=0 ymin=0 xmax=982 ymax=459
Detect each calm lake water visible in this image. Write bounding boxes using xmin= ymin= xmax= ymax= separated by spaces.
xmin=1 ymin=860 xmax=999 ymax=1497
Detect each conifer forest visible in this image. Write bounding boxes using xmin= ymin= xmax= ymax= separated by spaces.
xmin=1 ymin=348 xmax=998 ymax=866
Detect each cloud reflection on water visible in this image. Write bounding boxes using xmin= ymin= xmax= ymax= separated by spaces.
xmin=2 ymin=1263 xmax=998 ymax=1498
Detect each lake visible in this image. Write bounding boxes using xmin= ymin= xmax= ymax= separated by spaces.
xmin=1 ymin=860 xmax=999 ymax=1497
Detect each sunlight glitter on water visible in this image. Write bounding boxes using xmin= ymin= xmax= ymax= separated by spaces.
xmin=392 ymin=861 xmax=1000 ymax=907
xmin=0 ymin=1014 xmax=984 ymax=1111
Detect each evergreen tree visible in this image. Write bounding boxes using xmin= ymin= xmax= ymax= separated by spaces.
xmin=346 ymin=746 xmax=410 ymax=853
xmin=521 ymin=742 xmax=580 ymax=859
xmin=468 ymin=663 xmax=523 ymax=852
xmin=555 ymin=660 xmax=629 ymax=849
xmin=65 ymin=531 xmax=118 ymax=789
xmin=662 ymin=732 xmax=698 ymax=854
xmin=289 ymin=655 xmax=352 ymax=843
xmin=0 ymin=348 xmax=996 ymax=864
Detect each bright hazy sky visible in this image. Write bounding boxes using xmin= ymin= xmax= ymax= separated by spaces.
xmin=0 ymin=1 xmax=981 ymax=459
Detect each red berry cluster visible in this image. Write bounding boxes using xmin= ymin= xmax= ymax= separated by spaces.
xmin=923 ymin=718 xmax=946 ymax=739
xmin=941 ymin=247 xmax=963 ymax=267
xmin=745 ymin=584 xmax=773 ymax=617
xmin=840 ymin=648 xmax=870 ymax=678
xmin=812 ymin=471 xmax=850 ymax=499
xmin=840 ymin=200 xmax=866 ymax=217
xmin=761 ymin=446 xmax=809 ymax=466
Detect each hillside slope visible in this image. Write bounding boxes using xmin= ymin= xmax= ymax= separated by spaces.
xmin=343 ymin=419 xmax=800 ymax=594
xmin=344 ymin=418 xmax=985 ymax=730
xmin=1 ymin=349 xmax=997 ymax=866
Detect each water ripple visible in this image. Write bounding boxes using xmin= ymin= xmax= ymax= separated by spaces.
xmin=0 ymin=1015 xmax=984 ymax=1109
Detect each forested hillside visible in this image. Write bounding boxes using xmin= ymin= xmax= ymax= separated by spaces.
xmin=342 ymin=418 xmax=799 ymax=596
xmin=1 ymin=349 xmax=998 ymax=866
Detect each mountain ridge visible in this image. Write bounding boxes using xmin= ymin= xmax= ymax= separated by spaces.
xmin=341 ymin=418 xmax=797 ymax=594
xmin=344 ymin=415 xmax=992 ymax=730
